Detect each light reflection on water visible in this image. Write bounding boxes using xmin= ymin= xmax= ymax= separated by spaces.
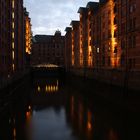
xmin=0 ymin=77 xmax=140 ymax=140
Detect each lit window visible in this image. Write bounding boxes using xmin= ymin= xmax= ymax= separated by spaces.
xmin=97 ymin=48 xmax=100 ymax=53
xmin=12 ymin=42 xmax=14 ymax=49
xmin=12 ymin=32 xmax=14 ymax=39
xmin=12 ymin=64 xmax=15 ymax=71
xmin=12 ymin=51 xmax=14 ymax=60
xmin=12 ymin=22 xmax=14 ymax=29
xmin=12 ymin=0 xmax=14 ymax=8
xmin=12 ymin=12 xmax=14 ymax=19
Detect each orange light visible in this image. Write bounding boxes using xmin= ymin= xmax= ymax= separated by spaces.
xmin=87 ymin=122 xmax=92 ymax=130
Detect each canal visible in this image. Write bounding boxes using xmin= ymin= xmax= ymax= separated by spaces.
xmin=0 ymin=74 xmax=140 ymax=140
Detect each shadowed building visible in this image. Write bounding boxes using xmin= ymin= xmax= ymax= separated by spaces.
xmin=31 ymin=31 xmax=65 ymax=66
xmin=0 ymin=0 xmax=28 ymax=81
xmin=70 ymin=21 xmax=80 ymax=68
xmin=65 ymin=27 xmax=72 ymax=71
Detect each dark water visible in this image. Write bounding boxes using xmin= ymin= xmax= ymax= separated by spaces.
xmin=0 ymin=76 xmax=140 ymax=140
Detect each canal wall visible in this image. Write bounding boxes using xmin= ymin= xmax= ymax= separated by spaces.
xmin=0 ymin=70 xmax=31 ymax=114
xmin=69 ymin=68 xmax=140 ymax=91
xmin=67 ymin=69 xmax=140 ymax=112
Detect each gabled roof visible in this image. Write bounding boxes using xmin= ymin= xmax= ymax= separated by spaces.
xmin=70 ymin=20 xmax=79 ymax=26
xmin=34 ymin=35 xmax=53 ymax=43
xmin=77 ymin=7 xmax=88 ymax=13
xmin=86 ymin=2 xmax=99 ymax=12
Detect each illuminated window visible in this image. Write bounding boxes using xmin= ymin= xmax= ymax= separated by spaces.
xmin=12 ymin=12 xmax=14 ymax=19
xmin=12 ymin=42 xmax=14 ymax=49
xmin=12 ymin=0 xmax=14 ymax=8
xmin=12 ymin=51 xmax=14 ymax=60
xmin=12 ymin=22 xmax=14 ymax=29
xmin=97 ymin=48 xmax=100 ymax=53
xmin=12 ymin=64 xmax=15 ymax=71
xmin=12 ymin=32 xmax=14 ymax=39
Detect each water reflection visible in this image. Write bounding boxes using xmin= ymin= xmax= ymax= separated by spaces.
xmin=36 ymin=79 xmax=59 ymax=93
xmin=0 ymin=76 xmax=140 ymax=140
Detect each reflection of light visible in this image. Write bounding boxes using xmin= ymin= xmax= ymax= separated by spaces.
xmin=45 ymin=84 xmax=58 ymax=93
xmin=51 ymin=85 xmax=53 ymax=91
xmin=87 ymin=110 xmax=92 ymax=131
xmin=108 ymin=129 xmax=119 ymax=140
xmin=57 ymin=80 xmax=59 ymax=86
xmin=48 ymin=85 xmax=50 ymax=92
xmin=71 ymin=96 xmax=74 ymax=118
xmin=26 ymin=111 xmax=31 ymax=119
xmin=28 ymin=105 xmax=31 ymax=110
xmin=37 ymin=86 xmax=40 ymax=92
xmin=87 ymin=122 xmax=92 ymax=130
xmin=13 ymin=127 xmax=16 ymax=137
xmin=56 ymin=85 xmax=58 ymax=91
xmin=79 ymin=102 xmax=83 ymax=130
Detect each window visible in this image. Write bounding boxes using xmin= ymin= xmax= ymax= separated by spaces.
xmin=121 ymin=54 xmax=125 ymax=66
xmin=102 ymin=56 xmax=105 ymax=66
xmin=108 ymin=56 xmax=110 ymax=66
xmin=121 ymin=39 xmax=125 ymax=49
xmin=133 ymin=35 xmax=136 ymax=48
xmin=121 ymin=22 xmax=125 ymax=34
xmin=133 ymin=17 xmax=136 ymax=30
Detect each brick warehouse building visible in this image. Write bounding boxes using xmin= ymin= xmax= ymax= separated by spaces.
xmin=31 ymin=31 xmax=65 ymax=66
xmin=65 ymin=27 xmax=72 ymax=71
xmin=24 ymin=8 xmax=32 ymax=67
xmin=65 ymin=0 xmax=140 ymax=90
xmin=0 ymin=0 xmax=31 ymax=82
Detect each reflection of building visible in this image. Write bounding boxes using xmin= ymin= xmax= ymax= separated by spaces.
xmin=31 ymin=31 xmax=65 ymax=66
xmin=0 ymin=0 xmax=29 ymax=81
xmin=24 ymin=8 xmax=32 ymax=67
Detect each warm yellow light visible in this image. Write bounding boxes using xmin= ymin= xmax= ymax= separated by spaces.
xmin=28 ymin=105 xmax=31 ymax=110
xmin=12 ymin=0 xmax=15 ymax=8
xmin=56 ymin=85 xmax=58 ymax=91
xmin=37 ymin=86 xmax=40 ymax=92
xmin=48 ymin=86 xmax=50 ymax=92
xmin=13 ymin=128 xmax=16 ymax=137
xmin=87 ymin=122 xmax=92 ymax=130
xmin=53 ymin=86 xmax=56 ymax=92
xmin=12 ymin=42 xmax=14 ymax=49
xmin=12 ymin=64 xmax=15 ymax=71
xmin=12 ymin=12 xmax=14 ymax=19
xmin=57 ymin=80 xmax=59 ymax=86
xmin=12 ymin=22 xmax=14 ymax=29
xmin=12 ymin=51 xmax=14 ymax=60
xmin=12 ymin=32 xmax=14 ymax=39
xmin=45 ymin=85 xmax=48 ymax=92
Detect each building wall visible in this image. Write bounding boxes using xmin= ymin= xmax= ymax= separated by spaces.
xmin=71 ymin=21 xmax=80 ymax=68
xmin=65 ymin=27 xmax=72 ymax=71
xmin=24 ymin=8 xmax=32 ymax=67
xmin=0 ymin=0 xmax=29 ymax=82
xmin=66 ymin=0 xmax=140 ymax=71
xmin=31 ymin=31 xmax=65 ymax=66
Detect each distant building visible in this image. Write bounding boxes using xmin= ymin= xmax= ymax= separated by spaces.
xmin=31 ymin=31 xmax=65 ymax=66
